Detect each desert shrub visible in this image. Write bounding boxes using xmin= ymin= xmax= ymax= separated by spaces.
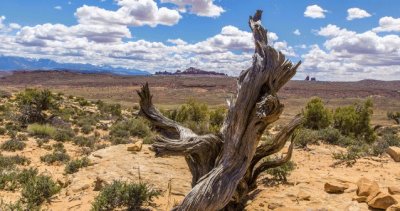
xmin=209 ymin=107 xmax=227 ymax=133
xmin=75 ymin=97 xmax=90 ymax=106
xmin=1 ymin=139 xmax=26 ymax=151
xmin=40 ymin=146 xmax=70 ymax=164
xmin=81 ymin=124 xmax=93 ymax=134
xmin=27 ymin=123 xmax=56 ymax=138
xmin=0 ymin=90 xmax=12 ymax=98
xmin=53 ymin=127 xmax=75 ymax=142
xmin=110 ymin=118 xmax=152 ymax=139
xmin=266 ymin=160 xmax=296 ymax=182
xmin=303 ymin=97 xmax=332 ymax=130
xmin=16 ymin=89 xmax=58 ymax=124
xmin=21 ymin=174 xmax=60 ymax=209
xmin=0 ymin=155 xmax=30 ymax=170
xmin=318 ymin=127 xmax=341 ymax=144
xmin=0 ymin=127 xmax=6 ymax=135
xmin=164 ymin=99 xmax=211 ymax=134
xmin=73 ymin=136 xmax=96 ymax=148
xmin=16 ymin=133 xmax=28 ymax=142
xmin=0 ymin=199 xmax=23 ymax=210
xmin=294 ymin=128 xmax=319 ymax=148
xmin=0 ymin=171 xmax=19 ymax=190
xmin=333 ymin=99 xmax=376 ymax=143
xmin=65 ymin=157 xmax=90 ymax=174
xmin=97 ymin=100 xmax=122 ymax=118
xmin=91 ymin=180 xmax=160 ymax=211
xmin=76 ymin=115 xmax=99 ymax=127
xmin=109 ymin=137 xmax=131 ymax=145
xmin=387 ymin=111 xmax=400 ymax=124
xmin=333 ymin=143 xmax=370 ymax=164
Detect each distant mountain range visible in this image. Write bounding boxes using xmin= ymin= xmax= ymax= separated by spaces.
xmin=155 ymin=67 xmax=227 ymax=76
xmin=0 ymin=55 xmax=150 ymax=76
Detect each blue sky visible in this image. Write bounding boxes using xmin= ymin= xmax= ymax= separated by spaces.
xmin=0 ymin=0 xmax=399 ymax=80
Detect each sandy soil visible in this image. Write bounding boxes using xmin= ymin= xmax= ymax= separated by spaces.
xmin=20 ymin=143 xmax=396 ymax=211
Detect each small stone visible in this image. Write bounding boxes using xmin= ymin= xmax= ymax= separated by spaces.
xmin=352 ymin=195 xmax=367 ymax=203
xmin=297 ymin=190 xmax=311 ymax=201
xmin=259 ymin=203 xmax=264 ymax=207
xmin=324 ymin=181 xmax=349 ymax=193
xmin=345 ymin=201 xmax=360 ymax=211
xmin=387 ymin=147 xmax=400 ymax=162
xmin=127 ymin=140 xmax=143 ymax=152
xmin=93 ymin=177 xmax=106 ymax=191
xmin=387 ymin=204 xmax=400 ymax=211
xmin=72 ymin=183 xmax=90 ymax=193
xmin=356 ymin=177 xmax=379 ymax=197
xmin=367 ymin=192 xmax=398 ymax=209
xmin=389 ymin=186 xmax=400 ymax=195
xmin=268 ymin=202 xmax=282 ymax=209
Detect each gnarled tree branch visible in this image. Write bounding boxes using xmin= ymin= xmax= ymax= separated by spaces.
xmin=137 ymin=10 xmax=302 ymax=211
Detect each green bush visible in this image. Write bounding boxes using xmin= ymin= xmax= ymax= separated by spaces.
xmin=76 ymin=97 xmax=90 ymax=106
xmin=91 ymin=180 xmax=160 ymax=211
xmin=0 ymin=127 xmax=6 ymax=135
xmin=333 ymin=99 xmax=376 ymax=143
xmin=0 ymin=155 xmax=30 ymax=170
xmin=209 ymin=107 xmax=227 ymax=133
xmin=110 ymin=118 xmax=152 ymax=139
xmin=303 ymin=97 xmax=332 ymax=130
xmin=16 ymin=89 xmax=58 ymax=124
xmin=294 ymin=128 xmax=319 ymax=148
xmin=73 ymin=136 xmax=97 ymax=148
xmin=81 ymin=124 xmax=93 ymax=134
xmin=54 ymin=127 xmax=75 ymax=142
xmin=0 ymin=90 xmax=12 ymax=98
xmin=21 ymin=174 xmax=60 ymax=209
xmin=266 ymin=160 xmax=296 ymax=182
xmin=40 ymin=151 xmax=70 ymax=164
xmin=27 ymin=124 xmax=56 ymax=138
xmin=1 ymin=139 xmax=26 ymax=151
xmin=387 ymin=111 xmax=400 ymax=124
xmin=65 ymin=157 xmax=90 ymax=174
xmin=318 ymin=127 xmax=341 ymax=145
xmin=97 ymin=100 xmax=122 ymax=118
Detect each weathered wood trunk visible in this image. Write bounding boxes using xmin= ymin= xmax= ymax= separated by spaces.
xmin=137 ymin=10 xmax=302 ymax=211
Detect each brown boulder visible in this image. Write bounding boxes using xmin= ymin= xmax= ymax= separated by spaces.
xmin=387 ymin=147 xmax=400 ymax=162
xmin=356 ymin=177 xmax=380 ymax=197
xmin=367 ymin=192 xmax=398 ymax=209
xmin=324 ymin=181 xmax=349 ymax=193
xmin=389 ymin=186 xmax=400 ymax=195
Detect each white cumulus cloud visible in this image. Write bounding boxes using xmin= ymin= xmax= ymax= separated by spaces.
xmin=301 ymin=24 xmax=400 ymax=80
xmin=304 ymin=5 xmax=327 ymax=19
xmin=160 ymin=0 xmax=224 ymax=17
xmin=347 ymin=8 xmax=371 ymax=20
xmin=76 ymin=0 xmax=182 ymax=27
xmin=373 ymin=16 xmax=400 ymax=32
xmin=54 ymin=6 xmax=62 ymax=10
xmin=293 ymin=29 xmax=301 ymax=36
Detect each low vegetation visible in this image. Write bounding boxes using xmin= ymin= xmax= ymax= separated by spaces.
xmin=162 ymin=99 xmax=226 ymax=134
xmin=91 ymin=180 xmax=160 ymax=211
xmin=65 ymin=157 xmax=90 ymax=174
xmin=299 ymin=97 xmax=399 ymax=164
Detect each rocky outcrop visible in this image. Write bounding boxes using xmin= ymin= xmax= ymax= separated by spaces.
xmin=387 ymin=147 xmax=400 ymax=162
xmin=324 ymin=181 xmax=349 ymax=193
